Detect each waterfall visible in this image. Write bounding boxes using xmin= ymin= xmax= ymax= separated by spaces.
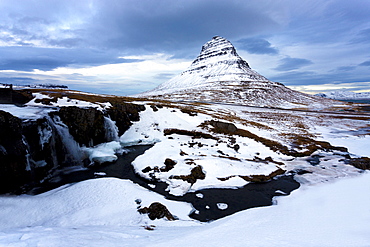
xmin=22 ymin=136 xmax=31 ymax=171
xmin=49 ymin=115 xmax=83 ymax=166
xmin=104 ymin=116 xmax=120 ymax=142
xmin=38 ymin=122 xmax=53 ymax=150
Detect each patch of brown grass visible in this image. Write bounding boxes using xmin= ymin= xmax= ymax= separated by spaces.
xmin=163 ymin=128 xmax=217 ymax=140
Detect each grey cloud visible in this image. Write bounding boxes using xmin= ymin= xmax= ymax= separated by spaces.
xmin=274 ymin=57 xmax=313 ymax=71
xmin=0 ymin=77 xmax=36 ymax=84
xmin=0 ymin=46 xmax=143 ymax=71
xmin=78 ymin=0 xmax=282 ymax=54
xmin=270 ymin=69 xmax=370 ymax=88
xmin=359 ymin=60 xmax=370 ymax=66
xmin=235 ymin=38 xmax=278 ymax=55
xmin=0 ymin=0 xmax=284 ymax=59
xmin=334 ymin=66 xmax=356 ymax=72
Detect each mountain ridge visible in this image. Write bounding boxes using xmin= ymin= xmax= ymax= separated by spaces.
xmin=138 ymin=36 xmax=339 ymax=109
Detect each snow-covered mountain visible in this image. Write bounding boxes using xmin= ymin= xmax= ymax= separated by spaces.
xmin=316 ymin=90 xmax=370 ymax=100
xmin=139 ymin=36 xmax=335 ymax=109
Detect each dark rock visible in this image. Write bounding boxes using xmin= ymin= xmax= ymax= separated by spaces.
xmin=294 ymin=169 xmax=312 ymax=175
xmin=172 ymin=165 xmax=206 ymax=184
xmin=34 ymin=97 xmax=58 ymax=105
xmin=150 ymin=104 xmax=158 ymax=112
xmin=53 ymin=107 xmax=106 ymax=147
xmin=138 ymin=202 xmax=175 ymax=221
xmin=306 ymin=155 xmax=323 ymax=166
xmin=180 ymin=108 xmax=198 ymax=116
xmin=348 ymin=157 xmax=370 ymax=170
xmin=12 ymin=90 xmax=34 ymax=105
xmin=208 ymin=120 xmax=237 ymax=133
xmin=232 ymin=144 xmax=240 ymax=152
xmin=164 ymin=128 xmax=217 ymax=140
xmin=142 ymin=166 xmax=152 ymax=173
xmin=0 ymin=88 xmax=33 ymax=105
xmin=0 ymin=111 xmax=29 ymax=193
xmin=160 ymin=158 xmax=177 ymax=172
xmin=240 ymin=168 xmax=285 ymax=183
xmin=107 ymin=103 xmax=145 ymax=136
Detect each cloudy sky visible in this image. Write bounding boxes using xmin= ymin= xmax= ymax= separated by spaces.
xmin=1 ymin=0 xmax=369 ymax=95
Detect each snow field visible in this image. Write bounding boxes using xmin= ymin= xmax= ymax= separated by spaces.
xmin=26 ymin=93 xmax=112 ymax=110
xmin=1 ymin=172 xmax=369 ymax=246
xmin=0 ymin=178 xmax=195 ymax=231
xmin=123 ymin=105 xmax=287 ymax=195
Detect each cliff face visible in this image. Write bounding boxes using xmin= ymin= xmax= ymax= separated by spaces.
xmin=55 ymin=107 xmax=107 ymax=147
xmin=0 ymin=102 xmax=145 ymax=194
xmin=0 ymin=88 xmax=34 ymax=105
xmin=107 ymin=103 xmax=145 ymax=136
xmin=0 ymin=110 xmax=29 ymax=193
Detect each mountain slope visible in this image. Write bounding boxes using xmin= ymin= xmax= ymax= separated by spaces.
xmin=139 ymin=36 xmax=338 ymax=109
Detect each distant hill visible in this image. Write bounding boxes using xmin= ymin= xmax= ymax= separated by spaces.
xmin=0 ymin=83 xmax=68 ymax=89
xmin=315 ymin=91 xmax=370 ymax=100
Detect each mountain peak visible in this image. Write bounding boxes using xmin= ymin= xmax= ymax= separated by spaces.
xmin=146 ymin=36 xmax=265 ymax=92
xmin=192 ymin=36 xmax=248 ymax=68
xmin=199 ymin=36 xmax=237 ymax=56
xmin=138 ymin=36 xmax=334 ymax=109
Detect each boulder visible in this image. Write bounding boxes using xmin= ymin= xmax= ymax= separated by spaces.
xmin=138 ymin=202 xmax=175 ymax=221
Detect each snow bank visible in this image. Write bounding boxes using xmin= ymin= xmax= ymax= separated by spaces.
xmin=0 ymin=104 xmax=55 ymax=119
xmin=151 ymin=171 xmax=370 ymax=247
xmin=0 ymin=178 xmax=194 ymax=231
xmin=1 ymin=172 xmax=369 ymax=246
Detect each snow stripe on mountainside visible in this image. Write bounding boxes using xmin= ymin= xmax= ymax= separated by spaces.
xmin=151 ymin=36 xmax=268 ymax=92
xmin=138 ymin=36 xmax=341 ymax=109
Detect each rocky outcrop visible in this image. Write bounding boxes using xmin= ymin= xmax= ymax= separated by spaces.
xmin=0 ymin=101 xmax=146 ymax=194
xmin=347 ymin=157 xmax=370 ymax=170
xmin=107 ymin=103 xmax=145 ymax=136
xmin=0 ymin=111 xmax=29 ymax=193
xmin=53 ymin=107 xmax=106 ymax=147
xmin=171 ymin=165 xmax=206 ymax=184
xmin=0 ymin=88 xmax=34 ymax=105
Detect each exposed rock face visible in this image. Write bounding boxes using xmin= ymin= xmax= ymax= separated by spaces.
xmin=0 ymin=111 xmax=29 ymax=193
xmin=54 ymin=107 xmax=106 ymax=147
xmin=0 ymin=89 xmax=34 ymax=105
xmin=107 ymin=103 xmax=145 ymax=136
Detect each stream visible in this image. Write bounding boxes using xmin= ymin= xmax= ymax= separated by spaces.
xmin=28 ymin=145 xmax=300 ymax=222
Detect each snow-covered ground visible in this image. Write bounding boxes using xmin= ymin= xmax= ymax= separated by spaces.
xmin=26 ymin=93 xmax=112 ymax=110
xmin=1 ymin=92 xmax=370 ymax=246
xmin=0 ymin=172 xmax=369 ymax=246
